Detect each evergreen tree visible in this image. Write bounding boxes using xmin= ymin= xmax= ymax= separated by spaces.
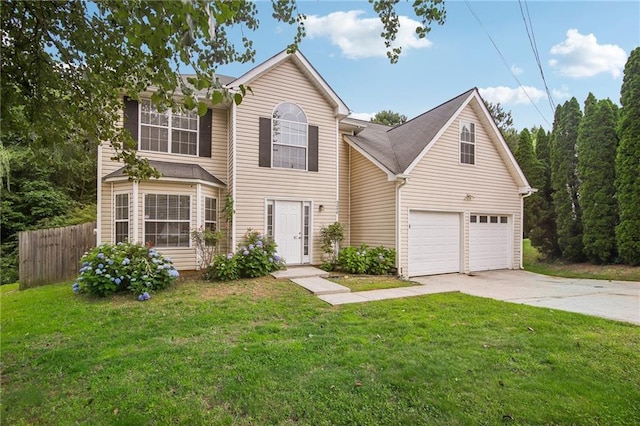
xmin=529 ymin=127 xmax=559 ymax=258
xmin=578 ymin=97 xmax=619 ymax=263
xmin=550 ymin=98 xmax=584 ymax=261
xmin=515 ymin=129 xmax=544 ymax=238
xmin=615 ymin=47 xmax=640 ymax=265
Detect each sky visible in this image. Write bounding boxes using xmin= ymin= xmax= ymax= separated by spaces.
xmin=216 ymin=1 xmax=640 ymax=130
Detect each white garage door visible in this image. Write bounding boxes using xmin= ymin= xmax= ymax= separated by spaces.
xmin=408 ymin=211 xmax=461 ymax=277
xmin=470 ymin=214 xmax=511 ymax=271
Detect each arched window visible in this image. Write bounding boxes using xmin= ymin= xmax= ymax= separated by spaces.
xmin=272 ymin=103 xmax=308 ymax=170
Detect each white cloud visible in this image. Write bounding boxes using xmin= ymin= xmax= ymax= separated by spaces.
xmin=349 ymin=112 xmax=375 ymax=121
xmin=552 ymin=85 xmax=571 ymax=100
xmin=511 ymin=65 xmax=523 ymax=76
xmin=479 ymin=86 xmax=547 ymax=105
xmin=304 ymin=10 xmax=431 ymax=59
xmin=549 ymin=29 xmax=627 ymax=78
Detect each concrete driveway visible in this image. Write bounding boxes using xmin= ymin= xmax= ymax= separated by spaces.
xmin=412 ymin=270 xmax=640 ymax=325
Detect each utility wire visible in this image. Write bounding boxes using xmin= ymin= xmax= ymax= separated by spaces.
xmin=519 ymin=0 xmax=556 ymax=113
xmin=464 ymin=0 xmax=551 ymax=127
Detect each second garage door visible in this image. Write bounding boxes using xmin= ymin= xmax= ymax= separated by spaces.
xmin=470 ymin=214 xmax=511 ymax=271
xmin=408 ymin=211 xmax=461 ymax=276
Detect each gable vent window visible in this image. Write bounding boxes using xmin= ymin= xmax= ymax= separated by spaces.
xmin=272 ymin=103 xmax=308 ymax=170
xmin=460 ymin=121 xmax=476 ymax=165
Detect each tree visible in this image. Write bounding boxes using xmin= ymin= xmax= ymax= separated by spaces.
xmin=514 ymin=129 xmax=544 ymax=238
xmin=484 ymin=100 xmax=516 ymax=151
xmin=577 ymin=96 xmax=619 ymax=263
xmin=529 ymin=127 xmax=560 ymax=258
xmin=371 ymin=110 xmax=407 ymax=126
xmin=615 ymin=47 xmax=640 ymax=265
xmin=1 ymin=0 xmax=446 ymax=179
xmin=550 ymin=98 xmax=584 ymax=262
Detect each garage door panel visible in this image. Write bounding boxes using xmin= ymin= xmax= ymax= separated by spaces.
xmin=409 ymin=212 xmax=460 ymax=276
xmin=470 ymin=215 xmax=511 ymax=271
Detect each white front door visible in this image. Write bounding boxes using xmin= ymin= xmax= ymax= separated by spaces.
xmin=274 ymin=201 xmax=303 ymax=264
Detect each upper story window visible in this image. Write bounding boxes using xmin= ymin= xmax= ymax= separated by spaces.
xmin=460 ymin=121 xmax=476 ymax=165
xmin=272 ymin=103 xmax=308 ymax=170
xmin=140 ymin=100 xmax=199 ymax=156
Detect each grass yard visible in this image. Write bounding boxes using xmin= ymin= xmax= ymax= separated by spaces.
xmin=327 ymin=274 xmax=417 ymax=292
xmin=523 ymin=239 xmax=640 ymax=281
xmin=2 ymin=277 xmax=639 ymax=425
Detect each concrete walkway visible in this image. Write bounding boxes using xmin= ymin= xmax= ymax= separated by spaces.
xmin=274 ymin=267 xmax=640 ymax=325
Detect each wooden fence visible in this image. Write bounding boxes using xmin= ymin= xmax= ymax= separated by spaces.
xmin=19 ymin=222 xmax=97 ymax=290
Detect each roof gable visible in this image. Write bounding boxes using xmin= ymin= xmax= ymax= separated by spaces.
xmin=230 ymin=50 xmax=349 ymax=118
xmin=343 ymin=88 xmax=531 ymax=190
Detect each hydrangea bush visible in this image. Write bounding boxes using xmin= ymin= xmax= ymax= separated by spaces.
xmin=208 ymin=229 xmax=285 ymax=281
xmin=338 ymin=244 xmax=396 ymax=275
xmin=72 ymin=242 xmax=179 ymax=299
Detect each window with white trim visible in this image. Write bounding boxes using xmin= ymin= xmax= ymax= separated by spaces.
xmin=140 ymin=100 xmax=199 ymax=155
xmin=266 ymin=201 xmax=274 ymax=237
xmin=144 ymin=194 xmax=190 ymax=247
xmin=272 ymin=103 xmax=308 ymax=170
xmin=115 ymin=193 xmax=129 ymax=243
xmin=204 ymin=197 xmax=217 ymax=232
xmin=460 ymin=121 xmax=476 ymax=165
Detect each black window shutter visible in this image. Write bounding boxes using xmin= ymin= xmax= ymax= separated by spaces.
xmin=308 ymin=125 xmax=319 ymax=172
xmin=199 ymin=109 xmax=212 ymax=158
xmin=123 ymin=97 xmax=138 ymax=149
xmin=259 ymin=117 xmax=271 ymax=167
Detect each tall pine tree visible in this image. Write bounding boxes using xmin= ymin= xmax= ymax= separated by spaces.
xmin=515 ymin=129 xmax=544 ymax=238
xmin=550 ymin=98 xmax=584 ymax=261
xmin=615 ymin=47 xmax=640 ymax=265
xmin=577 ymin=96 xmax=619 ymax=263
xmin=529 ymin=127 xmax=559 ymax=258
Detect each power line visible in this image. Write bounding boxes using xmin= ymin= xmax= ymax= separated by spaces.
xmin=518 ymin=0 xmax=555 ymax=113
xmin=464 ymin=0 xmax=551 ymax=127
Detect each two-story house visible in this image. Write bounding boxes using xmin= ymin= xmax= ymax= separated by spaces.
xmin=98 ymin=50 xmax=532 ymax=278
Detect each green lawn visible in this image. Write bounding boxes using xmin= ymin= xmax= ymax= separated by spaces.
xmin=523 ymin=239 xmax=640 ymax=281
xmin=2 ymin=278 xmax=639 ymax=425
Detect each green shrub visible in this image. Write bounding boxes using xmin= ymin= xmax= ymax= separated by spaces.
xmin=209 ymin=253 xmax=239 ymax=281
xmin=366 ymin=246 xmax=396 ymax=275
xmin=207 ymin=229 xmax=285 ymax=281
xmin=73 ymin=242 xmax=179 ymax=299
xmin=338 ymin=244 xmax=396 ymax=275
xmin=338 ymin=245 xmax=369 ymax=274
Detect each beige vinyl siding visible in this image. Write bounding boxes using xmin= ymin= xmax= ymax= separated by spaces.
xmin=399 ymin=104 xmax=522 ymax=276
xmin=233 ymin=59 xmax=338 ymax=263
xmin=338 ymin=135 xmax=352 ymax=245
xmin=349 ymin=149 xmax=396 ymax=248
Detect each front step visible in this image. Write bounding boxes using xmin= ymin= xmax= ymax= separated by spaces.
xmin=291 ymin=276 xmax=350 ymax=295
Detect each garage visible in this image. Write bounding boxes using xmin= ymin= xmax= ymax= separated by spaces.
xmin=469 ymin=214 xmax=511 ymax=271
xmin=408 ymin=211 xmax=461 ymax=276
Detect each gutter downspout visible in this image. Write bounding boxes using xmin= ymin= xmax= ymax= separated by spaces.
xmin=520 ymin=187 xmax=536 ymax=269
xmin=395 ymin=175 xmax=409 ymax=278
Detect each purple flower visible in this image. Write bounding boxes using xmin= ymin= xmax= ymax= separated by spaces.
xmin=114 ymin=278 xmax=121 ymax=285
xmin=168 ymin=269 xmax=179 ymax=278
xmin=122 ymin=257 xmax=130 ymax=265
xmin=95 ymin=269 xmax=103 ymax=275
xmin=97 ymin=253 xmax=104 ymax=259
xmin=98 ymin=263 xmax=104 ymax=269
xmin=256 ymin=240 xmax=263 ymax=248
xmin=274 ymin=255 xmax=281 ymax=262
xmin=108 ymin=259 xmax=114 ymax=265
xmin=248 ymin=244 xmax=254 ymax=251
xmin=72 ymin=283 xmax=80 ymax=293
xmin=243 ymin=250 xmax=249 ymax=255
xmin=137 ymin=294 xmax=145 ymax=301
xmin=227 ymin=253 xmax=234 ymax=260
xmin=142 ymin=292 xmax=150 ymax=300
xmin=83 ymin=261 xmax=89 ymax=267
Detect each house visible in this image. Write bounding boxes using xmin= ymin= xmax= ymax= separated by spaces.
xmin=97 ymin=50 xmax=532 ymax=278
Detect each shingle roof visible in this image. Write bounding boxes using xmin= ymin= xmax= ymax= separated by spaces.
xmin=345 ymin=88 xmax=475 ymax=175
xmin=104 ymin=160 xmax=225 ymax=187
